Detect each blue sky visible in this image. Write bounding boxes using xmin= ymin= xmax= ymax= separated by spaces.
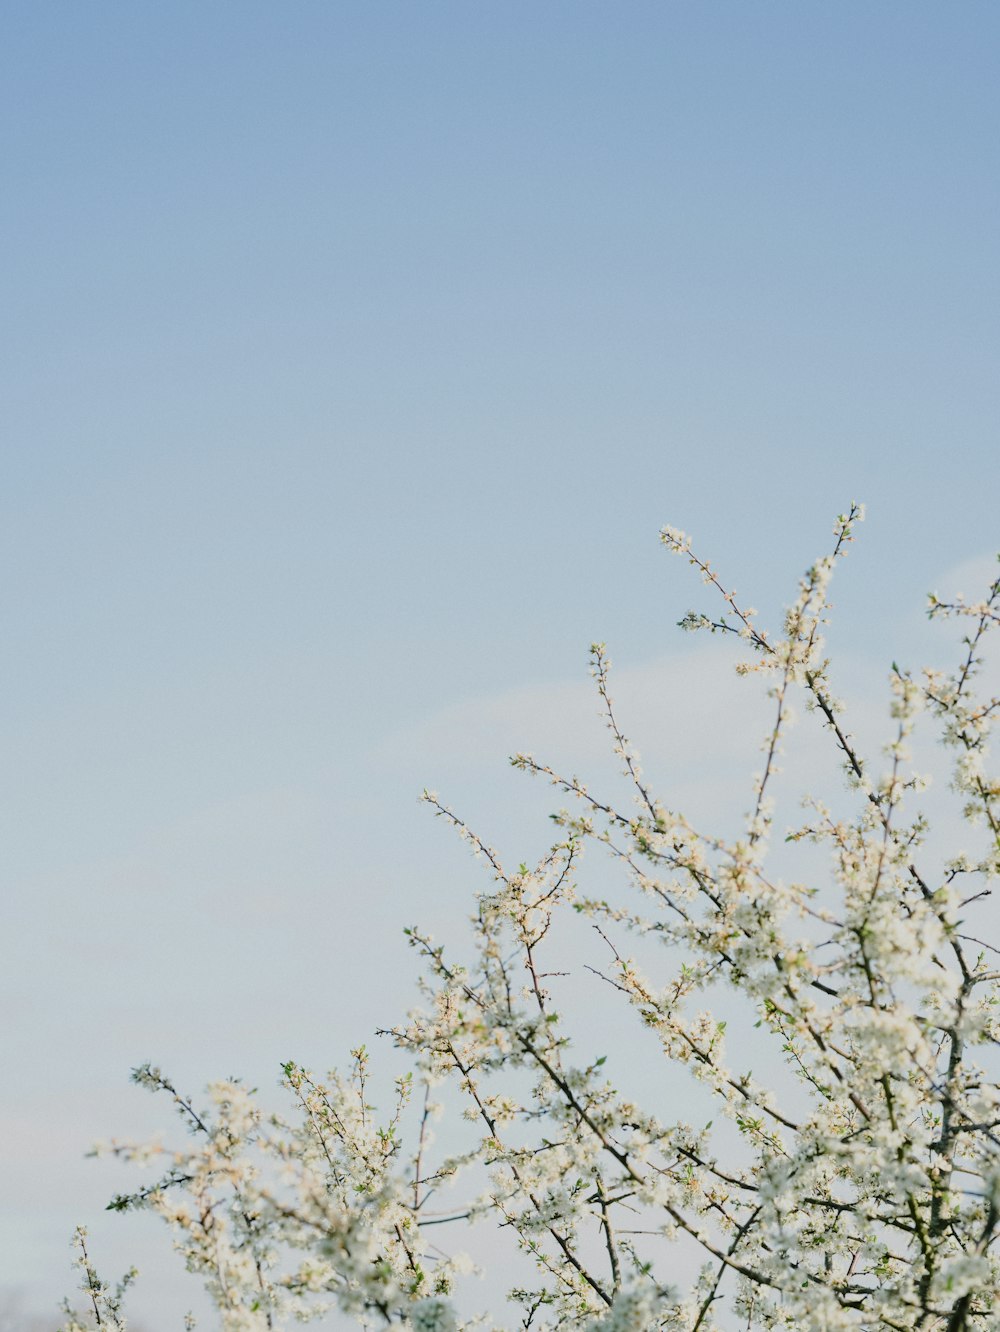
xmin=2 ymin=4 xmax=999 ymax=1326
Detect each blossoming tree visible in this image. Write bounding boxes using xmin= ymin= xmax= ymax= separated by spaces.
xmin=62 ymin=508 xmax=1000 ymax=1332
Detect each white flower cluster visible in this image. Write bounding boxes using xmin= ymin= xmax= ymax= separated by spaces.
xmin=62 ymin=512 xmax=1000 ymax=1331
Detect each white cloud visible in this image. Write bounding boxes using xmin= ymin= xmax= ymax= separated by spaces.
xmin=931 ymin=551 xmax=999 ymax=602
xmin=380 ymin=638 xmax=898 ymax=846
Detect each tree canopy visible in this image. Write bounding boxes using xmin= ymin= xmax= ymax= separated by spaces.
xmin=62 ymin=510 xmax=1000 ymax=1332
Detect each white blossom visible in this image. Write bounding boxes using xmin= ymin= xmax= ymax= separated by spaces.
xmin=61 ymin=512 xmax=1000 ymax=1331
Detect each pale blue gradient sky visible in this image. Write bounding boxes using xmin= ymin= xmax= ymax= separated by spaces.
xmin=2 ymin=4 xmax=999 ymax=1325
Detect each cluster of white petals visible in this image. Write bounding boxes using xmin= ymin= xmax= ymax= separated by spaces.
xmin=62 ymin=511 xmax=1000 ymax=1332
